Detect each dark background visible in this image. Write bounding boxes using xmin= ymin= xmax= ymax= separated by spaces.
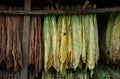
xmin=0 ymin=0 xmax=120 ymax=8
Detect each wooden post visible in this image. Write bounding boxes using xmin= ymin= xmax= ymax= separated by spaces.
xmin=21 ymin=0 xmax=31 ymax=79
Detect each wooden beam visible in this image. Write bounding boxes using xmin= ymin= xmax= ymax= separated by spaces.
xmin=0 ymin=7 xmax=120 ymax=15
xmin=21 ymin=0 xmax=31 ymax=79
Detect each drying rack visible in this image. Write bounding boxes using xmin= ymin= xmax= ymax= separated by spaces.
xmin=0 ymin=0 xmax=120 ymax=79
xmin=0 ymin=6 xmax=120 ymax=15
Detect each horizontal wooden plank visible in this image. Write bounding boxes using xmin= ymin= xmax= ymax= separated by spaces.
xmin=0 ymin=7 xmax=120 ymax=15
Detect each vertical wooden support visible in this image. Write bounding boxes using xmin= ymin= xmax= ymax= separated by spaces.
xmin=21 ymin=0 xmax=31 ymax=79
